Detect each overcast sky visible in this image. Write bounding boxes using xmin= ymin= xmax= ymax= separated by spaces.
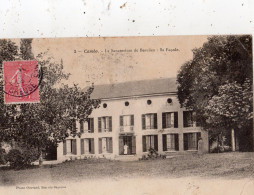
xmin=29 ymin=36 xmax=208 ymax=87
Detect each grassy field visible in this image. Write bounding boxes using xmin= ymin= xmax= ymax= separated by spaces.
xmin=0 ymin=152 xmax=254 ymax=185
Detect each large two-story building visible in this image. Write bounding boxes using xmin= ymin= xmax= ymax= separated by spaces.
xmin=57 ymin=78 xmax=209 ymax=161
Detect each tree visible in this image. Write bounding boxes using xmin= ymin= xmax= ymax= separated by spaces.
xmin=177 ymin=35 xmax=253 ymax=151
xmin=0 ymin=39 xmax=19 ymax=133
xmin=0 ymin=39 xmax=100 ymax=163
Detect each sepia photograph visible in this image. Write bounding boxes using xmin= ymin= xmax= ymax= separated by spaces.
xmin=0 ymin=1 xmax=254 ymax=195
xmin=0 ymin=35 xmax=253 ymax=194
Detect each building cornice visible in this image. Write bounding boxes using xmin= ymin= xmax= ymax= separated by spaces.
xmin=96 ymin=91 xmax=177 ymax=101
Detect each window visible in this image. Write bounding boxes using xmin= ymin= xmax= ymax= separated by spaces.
xmin=80 ymin=118 xmax=94 ymax=133
xmin=63 ymin=139 xmax=77 ymax=155
xmin=147 ymin=100 xmax=152 ymax=105
xmin=99 ymin=137 xmax=113 ymax=154
xmin=162 ymin=112 xmax=178 ymax=128
xmin=103 ymin=103 xmax=107 ymax=108
xmin=163 ymin=134 xmax=179 ymax=151
xmin=142 ymin=113 xmax=157 ymax=129
xmin=98 ymin=116 xmax=112 ymax=132
xmin=184 ymin=132 xmax=201 ymax=150
xmin=125 ymin=101 xmax=129 ymax=106
xmin=120 ymin=115 xmax=134 ymax=132
xmin=142 ymin=135 xmax=158 ymax=152
xmin=167 ymin=98 xmax=172 ymax=104
xmin=81 ymin=138 xmax=95 ymax=154
xmin=183 ymin=111 xmax=194 ymax=127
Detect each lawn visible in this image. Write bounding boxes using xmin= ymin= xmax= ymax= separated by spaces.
xmin=0 ymin=152 xmax=254 ymax=186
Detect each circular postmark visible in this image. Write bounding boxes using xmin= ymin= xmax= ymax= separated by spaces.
xmin=3 ymin=61 xmax=43 ymax=98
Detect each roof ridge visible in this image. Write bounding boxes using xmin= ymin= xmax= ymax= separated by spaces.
xmin=93 ymin=77 xmax=177 ymax=87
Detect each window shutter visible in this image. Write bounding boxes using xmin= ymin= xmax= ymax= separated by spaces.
xmin=81 ymin=139 xmax=84 ymax=155
xmin=154 ymin=114 xmax=157 ymax=129
xmin=80 ymin=120 xmax=84 ymax=133
xmin=90 ymin=118 xmax=94 ymax=133
xmin=184 ymin=134 xmax=188 ymax=150
xmin=119 ymin=137 xmax=124 ymax=155
xmin=175 ymin=134 xmax=179 ymax=151
xmin=98 ymin=117 xmax=101 ymax=132
xmin=131 ymin=115 xmax=134 ymax=126
xmin=174 ymin=112 xmax=178 ymax=128
xmin=109 ymin=137 xmax=113 ymax=153
xmin=142 ymin=136 xmax=146 ymax=152
xmin=154 ymin=135 xmax=158 ymax=151
xmin=99 ymin=138 xmax=102 ymax=154
xmin=197 ymin=132 xmax=201 ymax=150
xmin=142 ymin=115 xmax=146 ymax=130
xmin=90 ymin=139 xmax=95 ymax=154
xmin=162 ymin=113 xmax=166 ymax=129
xmin=109 ymin=117 xmax=112 ymax=132
xmin=120 ymin=116 xmax=123 ymax=126
xmin=132 ymin=136 xmax=136 ymax=154
xmin=63 ymin=140 xmax=67 ymax=155
xmin=72 ymin=139 xmax=77 ymax=155
xmin=163 ymin=134 xmax=167 ymax=151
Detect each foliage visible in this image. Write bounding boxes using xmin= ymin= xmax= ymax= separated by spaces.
xmin=6 ymin=147 xmax=40 ymax=169
xmin=0 ymin=148 xmax=7 ymax=165
xmin=177 ymin=35 xmax=253 ymax=150
xmin=0 ymin=39 xmax=101 ymax=163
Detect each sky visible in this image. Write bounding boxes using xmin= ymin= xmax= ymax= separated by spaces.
xmin=28 ymin=36 xmax=208 ymax=87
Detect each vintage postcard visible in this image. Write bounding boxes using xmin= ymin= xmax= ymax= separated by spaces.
xmin=0 ymin=35 xmax=253 ymax=195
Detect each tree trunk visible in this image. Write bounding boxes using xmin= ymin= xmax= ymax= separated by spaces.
xmin=231 ymin=129 xmax=236 ymax=152
xmin=38 ymin=147 xmax=43 ymax=166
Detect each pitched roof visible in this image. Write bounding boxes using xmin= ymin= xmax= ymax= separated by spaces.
xmin=89 ymin=78 xmax=177 ymax=100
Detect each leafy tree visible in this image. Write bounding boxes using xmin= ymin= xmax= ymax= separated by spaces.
xmin=177 ymin=35 xmax=253 ymax=151
xmin=0 ymin=39 xmax=100 ymax=162
xmin=0 ymin=39 xmax=19 ymax=133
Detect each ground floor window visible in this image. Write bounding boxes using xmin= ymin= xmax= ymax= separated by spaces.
xmin=142 ymin=135 xmax=158 ymax=152
xmin=81 ymin=138 xmax=95 ymax=154
xmin=119 ymin=136 xmax=136 ymax=155
xmin=63 ymin=139 xmax=77 ymax=155
xmin=99 ymin=137 xmax=113 ymax=154
xmin=184 ymin=132 xmax=201 ymax=150
xmin=162 ymin=134 xmax=179 ymax=151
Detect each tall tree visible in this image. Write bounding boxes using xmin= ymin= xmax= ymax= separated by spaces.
xmin=0 ymin=39 xmax=100 ymax=160
xmin=0 ymin=39 xmax=19 ymax=132
xmin=177 ymin=35 xmax=253 ymax=151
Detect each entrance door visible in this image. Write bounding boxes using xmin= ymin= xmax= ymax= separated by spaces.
xmin=119 ymin=136 xmax=136 ymax=155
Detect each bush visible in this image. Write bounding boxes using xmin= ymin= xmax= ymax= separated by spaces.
xmin=7 ymin=148 xmax=40 ymax=169
xmin=0 ymin=148 xmax=7 ymax=165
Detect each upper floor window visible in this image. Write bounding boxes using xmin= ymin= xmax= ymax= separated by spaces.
xmin=167 ymin=98 xmax=172 ymax=104
xmin=183 ymin=111 xmax=194 ymax=127
xmin=162 ymin=112 xmax=178 ymax=128
xmin=120 ymin=115 xmax=134 ymax=126
xmin=80 ymin=118 xmax=94 ymax=133
xmin=147 ymin=100 xmax=152 ymax=105
xmin=120 ymin=115 xmax=134 ymax=132
xmin=142 ymin=113 xmax=157 ymax=130
xmin=98 ymin=116 xmax=112 ymax=132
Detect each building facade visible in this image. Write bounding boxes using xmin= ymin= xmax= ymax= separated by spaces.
xmin=57 ymin=78 xmax=209 ymax=161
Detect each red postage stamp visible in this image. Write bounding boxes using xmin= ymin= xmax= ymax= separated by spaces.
xmin=3 ymin=60 xmax=41 ymax=104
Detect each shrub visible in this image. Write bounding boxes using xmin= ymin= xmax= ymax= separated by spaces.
xmin=7 ymin=148 xmax=40 ymax=169
xmin=0 ymin=148 xmax=7 ymax=165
